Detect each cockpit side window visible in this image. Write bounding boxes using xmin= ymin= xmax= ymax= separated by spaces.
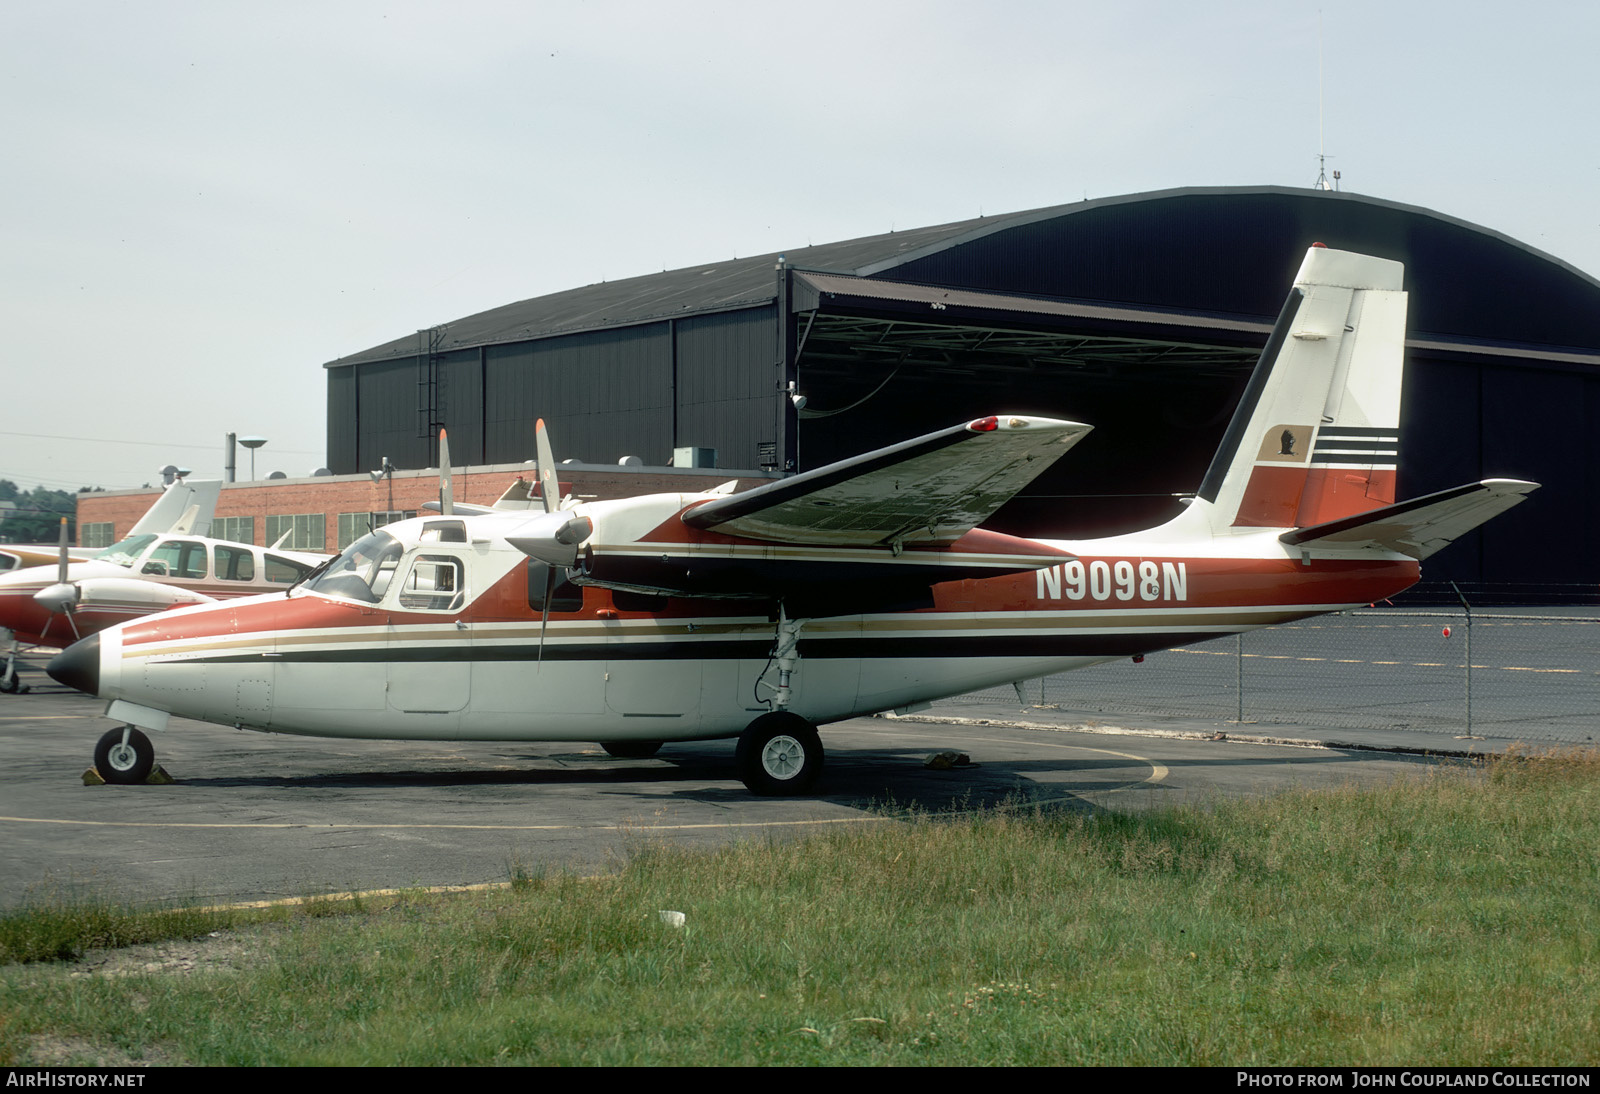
xmin=94 ymin=534 xmax=158 ymax=568
xmin=398 ymin=554 xmax=466 ymax=611
xmin=265 ymin=554 xmax=314 ymax=584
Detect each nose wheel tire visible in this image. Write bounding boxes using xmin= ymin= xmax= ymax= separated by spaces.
xmin=94 ymin=726 xmax=154 ymax=785
xmin=601 ymin=740 xmax=662 ymax=759
xmin=737 ymin=712 xmax=823 ymax=796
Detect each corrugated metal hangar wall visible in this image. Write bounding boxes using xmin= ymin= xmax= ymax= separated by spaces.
xmin=325 ymin=186 xmax=1600 ymax=600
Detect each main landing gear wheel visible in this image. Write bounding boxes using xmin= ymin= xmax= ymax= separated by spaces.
xmin=0 ymin=673 xmax=26 ymax=695
xmin=737 ymin=711 xmax=823 ymax=796
xmin=600 ymin=740 xmax=662 ymax=759
xmin=94 ymin=726 xmax=154 ymax=785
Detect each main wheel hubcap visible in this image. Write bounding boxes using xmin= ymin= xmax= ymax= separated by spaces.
xmin=760 ymin=735 xmax=804 ymax=780
xmin=107 ymin=743 xmax=138 ymax=771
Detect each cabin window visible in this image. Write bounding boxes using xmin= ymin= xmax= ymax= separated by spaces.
xmin=215 ymin=545 xmax=255 ymax=582
xmin=612 ymin=590 xmax=668 ymax=612
xmin=420 ymin=520 xmax=468 ymax=544
xmin=141 ymin=539 xmax=208 ymax=579
xmin=527 ymin=561 xmax=584 ymax=613
xmin=399 ymin=554 xmax=466 ymax=611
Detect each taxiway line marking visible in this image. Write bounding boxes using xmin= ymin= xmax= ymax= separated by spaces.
xmin=1170 ymin=649 xmax=1585 ymax=673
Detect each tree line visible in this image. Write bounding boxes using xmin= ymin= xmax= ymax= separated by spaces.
xmin=0 ymin=481 xmax=103 ymax=544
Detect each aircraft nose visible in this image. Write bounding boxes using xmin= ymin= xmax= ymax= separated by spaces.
xmin=48 ymin=633 xmax=101 ymax=695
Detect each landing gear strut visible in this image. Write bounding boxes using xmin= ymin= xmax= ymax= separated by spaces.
xmin=0 ymin=631 xmax=27 ymax=695
xmin=739 ymin=607 xmax=824 ymax=794
xmin=94 ymin=726 xmax=154 ymax=785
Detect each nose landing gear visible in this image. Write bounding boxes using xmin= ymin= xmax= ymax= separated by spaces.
xmin=93 ymin=726 xmax=154 ymax=785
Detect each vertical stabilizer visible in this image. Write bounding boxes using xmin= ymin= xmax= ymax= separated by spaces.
xmin=1196 ymin=245 xmax=1405 ymax=531
xmin=128 ymin=478 xmax=222 ymax=538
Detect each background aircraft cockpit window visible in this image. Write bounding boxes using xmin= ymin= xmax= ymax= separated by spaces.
xmin=398 ymin=554 xmax=466 ymax=611
xmin=215 ymin=545 xmax=256 ymax=582
xmin=420 ymin=520 xmax=468 ymax=544
xmin=305 ymin=530 xmax=401 ymax=601
xmin=141 ymin=539 xmax=208 ymax=579
xmin=264 ymin=554 xmax=315 ymax=584
xmin=93 ymin=534 xmax=158 ymax=568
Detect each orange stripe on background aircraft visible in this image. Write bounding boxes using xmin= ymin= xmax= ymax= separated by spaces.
xmin=49 ymin=246 xmax=1536 ymax=793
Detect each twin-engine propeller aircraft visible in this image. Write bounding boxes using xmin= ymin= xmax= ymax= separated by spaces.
xmin=0 ymin=478 xmax=323 ymax=692
xmin=50 ymin=246 xmax=1536 ymax=793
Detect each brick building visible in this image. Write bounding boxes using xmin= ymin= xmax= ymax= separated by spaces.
xmin=76 ymin=462 xmax=776 ymax=554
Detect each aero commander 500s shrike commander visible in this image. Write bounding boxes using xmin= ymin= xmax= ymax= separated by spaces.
xmin=50 ymin=246 xmax=1536 ymax=794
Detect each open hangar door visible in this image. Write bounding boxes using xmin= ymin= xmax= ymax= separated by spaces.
xmin=786 ymin=272 xmax=1264 ymax=539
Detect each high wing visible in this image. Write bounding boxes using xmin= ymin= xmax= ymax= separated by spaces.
xmin=682 ymin=415 xmax=1092 ymax=548
xmin=1280 ymin=479 xmax=1538 ymax=559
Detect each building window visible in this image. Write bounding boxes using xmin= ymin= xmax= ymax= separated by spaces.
xmin=213 ymin=516 xmax=255 ymax=545
xmin=337 ymin=510 xmax=415 ymax=549
xmin=265 ymin=513 xmax=326 ymax=552
xmin=81 ymin=522 xmax=115 ymax=549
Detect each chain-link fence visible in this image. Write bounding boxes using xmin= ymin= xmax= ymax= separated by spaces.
xmin=947 ymin=608 xmax=1600 ymax=746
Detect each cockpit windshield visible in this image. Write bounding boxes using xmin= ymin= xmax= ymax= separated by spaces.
xmin=93 ymin=534 xmax=158 ymax=568
xmin=305 ymin=530 xmax=404 ymax=603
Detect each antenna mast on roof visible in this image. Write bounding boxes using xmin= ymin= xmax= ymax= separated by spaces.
xmin=1314 ymin=11 xmax=1337 ymax=191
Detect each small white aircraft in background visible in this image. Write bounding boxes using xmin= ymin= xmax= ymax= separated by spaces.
xmin=50 ymin=246 xmax=1536 ymax=792
xmin=0 ymin=478 xmax=323 ymax=692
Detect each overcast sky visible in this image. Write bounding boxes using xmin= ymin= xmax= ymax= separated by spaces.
xmin=4 ymin=0 xmax=1596 ymax=493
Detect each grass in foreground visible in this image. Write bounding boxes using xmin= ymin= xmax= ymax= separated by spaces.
xmin=2 ymin=750 xmax=1597 ymax=1066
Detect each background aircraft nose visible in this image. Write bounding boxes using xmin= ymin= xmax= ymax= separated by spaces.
xmin=48 ymin=633 xmax=100 ymax=695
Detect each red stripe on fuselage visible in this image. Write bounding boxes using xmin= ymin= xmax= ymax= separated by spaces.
xmin=117 ymin=550 xmax=1419 ymax=653
xmin=951 ymin=555 xmax=1417 ymax=612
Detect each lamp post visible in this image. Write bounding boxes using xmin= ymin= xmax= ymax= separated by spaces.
xmin=238 ymin=436 xmax=268 ymax=481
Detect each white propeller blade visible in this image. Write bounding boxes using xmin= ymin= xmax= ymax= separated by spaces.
xmin=535 ymin=418 xmax=560 ymax=515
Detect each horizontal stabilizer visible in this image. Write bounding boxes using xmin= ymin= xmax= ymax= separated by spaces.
xmin=1280 ymin=479 xmax=1539 ymax=560
xmin=684 ymin=415 xmax=1091 ymax=548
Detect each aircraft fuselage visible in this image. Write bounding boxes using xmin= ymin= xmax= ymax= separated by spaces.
xmin=51 ymin=500 xmax=1419 ymax=745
